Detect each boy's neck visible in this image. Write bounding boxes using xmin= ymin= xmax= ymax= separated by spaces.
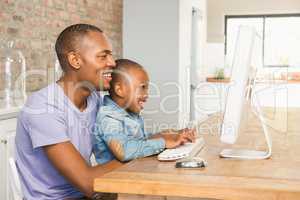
xmin=109 ymin=94 xmax=128 ymax=109
xmin=109 ymin=94 xmax=137 ymax=115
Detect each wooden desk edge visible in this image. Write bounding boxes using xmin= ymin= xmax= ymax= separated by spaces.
xmin=94 ymin=173 xmax=300 ymax=199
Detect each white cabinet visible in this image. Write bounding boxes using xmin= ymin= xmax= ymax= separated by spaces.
xmin=0 ymin=117 xmax=18 ymax=200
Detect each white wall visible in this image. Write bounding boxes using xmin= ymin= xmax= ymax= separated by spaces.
xmin=123 ymin=0 xmax=180 ymax=132
xmin=179 ymin=0 xmax=207 ymax=124
xmin=207 ymin=0 xmax=300 ymax=43
xmin=123 ymin=0 xmax=206 ymax=131
xmin=202 ymin=43 xmax=225 ymax=77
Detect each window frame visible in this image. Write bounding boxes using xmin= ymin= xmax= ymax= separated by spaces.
xmin=224 ymin=13 xmax=300 ymax=68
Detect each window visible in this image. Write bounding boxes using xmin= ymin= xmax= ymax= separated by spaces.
xmin=225 ymin=14 xmax=300 ymax=67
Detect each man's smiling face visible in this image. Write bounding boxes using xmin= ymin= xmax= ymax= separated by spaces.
xmin=77 ymin=31 xmax=116 ymax=91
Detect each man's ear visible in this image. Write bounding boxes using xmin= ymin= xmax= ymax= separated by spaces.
xmin=67 ymin=51 xmax=82 ymax=70
xmin=114 ymin=82 xmax=126 ymax=98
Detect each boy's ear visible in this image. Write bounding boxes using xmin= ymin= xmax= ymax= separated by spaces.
xmin=114 ymin=82 xmax=126 ymax=98
xmin=67 ymin=51 xmax=82 ymax=70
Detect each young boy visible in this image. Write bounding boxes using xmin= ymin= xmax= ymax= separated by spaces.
xmin=92 ymin=59 xmax=196 ymax=164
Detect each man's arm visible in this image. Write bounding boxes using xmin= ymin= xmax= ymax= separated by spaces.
xmin=43 ymin=141 xmax=122 ymax=198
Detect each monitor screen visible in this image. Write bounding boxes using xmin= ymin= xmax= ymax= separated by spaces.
xmin=221 ymin=26 xmax=256 ymax=144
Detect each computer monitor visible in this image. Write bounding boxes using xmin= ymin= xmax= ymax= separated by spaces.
xmin=220 ymin=26 xmax=272 ymax=159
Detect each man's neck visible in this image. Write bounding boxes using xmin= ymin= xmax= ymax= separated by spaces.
xmin=57 ymin=76 xmax=91 ymax=111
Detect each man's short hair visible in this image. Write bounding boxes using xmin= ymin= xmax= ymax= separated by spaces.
xmin=55 ymin=23 xmax=103 ymax=72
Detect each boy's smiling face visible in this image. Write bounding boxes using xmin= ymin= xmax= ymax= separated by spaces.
xmin=124 ymin=68 xmax=149 ymax=114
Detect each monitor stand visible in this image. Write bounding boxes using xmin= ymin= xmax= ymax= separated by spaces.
xmin=219 ymin=93 xmax=272 ymax=160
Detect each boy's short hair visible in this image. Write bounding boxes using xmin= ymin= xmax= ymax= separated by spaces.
xmin=109 ymin=59 xmax=145 ymax=94
xmin=55 ymin=23 xmax=103 ymax=72
xmin=115 ymin=59 xmax=144 ymax=71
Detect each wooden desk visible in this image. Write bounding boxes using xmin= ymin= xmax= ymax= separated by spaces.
xmin=94 ymin=108 xmax=300 ymax=200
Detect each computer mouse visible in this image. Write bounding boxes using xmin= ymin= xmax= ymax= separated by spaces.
xmin=175 ymin=157 xmax=207 ymax=168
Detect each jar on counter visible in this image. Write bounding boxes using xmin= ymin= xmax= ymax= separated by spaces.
xmin=0 ymin=41 xmax=26 ymax=109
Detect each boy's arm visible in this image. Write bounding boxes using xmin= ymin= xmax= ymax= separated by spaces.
xmin=149 ymin=129 xmax=178 ymax=139
xmin=105 ymin=134 xmax=165 ymax=162
xmin=100 ymin=117 xmax=165 ymax=162
xmin=150 ymin=128 xmax=197 ymax=143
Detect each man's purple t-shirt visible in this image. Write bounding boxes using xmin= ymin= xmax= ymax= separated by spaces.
xmin=15 ymin=83 xmax=101 ymax=200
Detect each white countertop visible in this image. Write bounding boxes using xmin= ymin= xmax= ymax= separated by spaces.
xmin=0 ymin=107 xmax=21 ymax=120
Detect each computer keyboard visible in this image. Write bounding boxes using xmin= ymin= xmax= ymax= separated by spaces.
xmin=158 ymin=137 xmax=205 ymax=161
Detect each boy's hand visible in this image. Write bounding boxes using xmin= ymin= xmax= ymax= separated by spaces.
xmin=178 ymin=128 xmax=197 ymax=143
xmin=163 ymin=128 xmax=196 ymax=149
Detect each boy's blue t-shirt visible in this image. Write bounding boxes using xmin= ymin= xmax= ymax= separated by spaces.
xmin=92 ymin=95 xmax=165 ymax=164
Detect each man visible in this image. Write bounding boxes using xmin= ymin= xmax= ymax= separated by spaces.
xmin=15 ymin=24 xmax=120 ymax=200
